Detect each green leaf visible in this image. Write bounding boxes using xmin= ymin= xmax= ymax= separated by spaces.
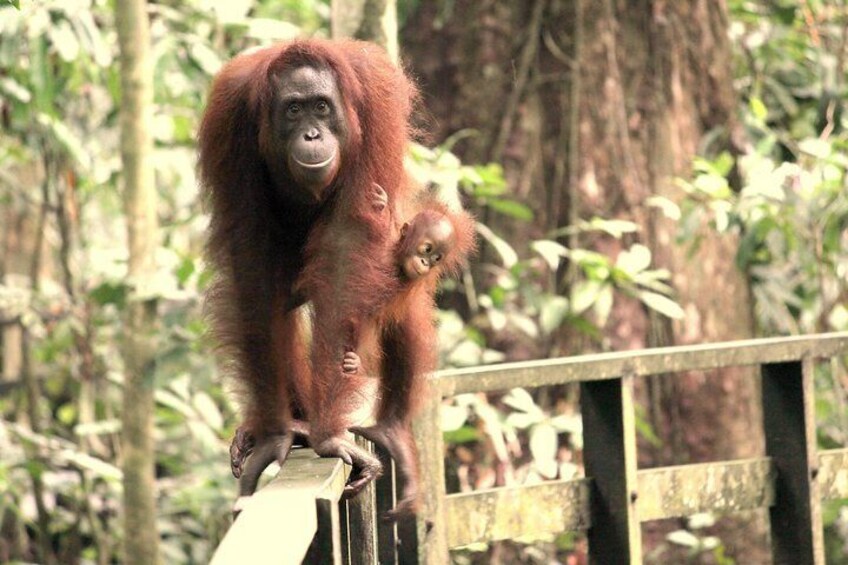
xmin=539 ymin=295 xmax=569 ymax=335
xmin=48 ymin=20 xmax=80 ymax=62
xmin=476 ymin=223 xmax=518 ymax=268
xmin=572 ymin=280 xmax=603 ymax=315
xmin=0 ymin=77 xmax=31 ymax=103
xmin=616 ymin=244 xmax=652 ymax=275
xmin=593 ymin=284 xmax=614 ymax=327
xmin=443 ymin=426 xmax=480 ymax=445
xmin=486 ymin=198 xmax=534 ymax=221
xmin=588 ymin=217 xmax=639 ymax=238
xmin=4 ymin=0 xmax=20 ymax=9
xmin=440 ymin=405 xmax=469 ymax=432
xmin=646 ymin=196 xmax=681 ymax=220
xmin=798 ymin=138 xmax=831 ymax=159
xmin=667 ymin=530 xmax=700 ymax=548
xmin=749 ymin=96 xmax=768 ymax=121
xmin=502 ymin=387 xmax=542 ymax=416
xmin=529 ymin=423 xmax=557 ymax=466
xmin=89 ymin=282 xmax=128 ymax=307
xmin=638 ymin=290 xmax=685 ymax=320
xmin=531 ymin=239 xmax=567 ymax=270
xmin=175 ymin=257 xmax=195 ymax=285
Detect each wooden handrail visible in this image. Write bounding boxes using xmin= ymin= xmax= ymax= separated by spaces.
xmin=211 ymin=449 xmax=349 ymax=565
xmin=210 ymin=332 xmax=848 ymax=564
xmin=435 ymin=331 xmax=848 ymax=394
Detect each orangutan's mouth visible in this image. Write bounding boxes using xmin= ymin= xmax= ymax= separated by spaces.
xmin=293 ymin=151 xmax=336 ymax=169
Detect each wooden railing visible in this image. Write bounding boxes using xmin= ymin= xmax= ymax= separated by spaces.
xmin=211 ymin=332 xmax=848 ymax=564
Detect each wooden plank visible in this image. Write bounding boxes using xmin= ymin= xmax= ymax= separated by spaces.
xmin=637 ymin=458 xmax=774 ymax=521
xmin=306 ymin=497 xmax=344 ymax=564
xmin=211 ymin=449 xmax=348 ymax=565
xmin=762 ymin=359 xmax=825 ymax=565
xmin=819 ymin=448 xmax=848 ymax=500
xmin=581 ymin=375 xmax=641 ymax=564
xmin=411 ymin=388 xmax=449 ymax=564
xmin=436 ymin=332 xmax=848 ymax=395
xmin=444 ymin=479 xmax=591 ymax=547
xmin=374 ymin=444 xmax=397 ymax=564
xmin=346 ymin=437 xmax=379 ymax=565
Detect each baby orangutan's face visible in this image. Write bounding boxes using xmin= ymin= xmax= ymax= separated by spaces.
xmin=400 ymin=216 xmax=455 ymax=280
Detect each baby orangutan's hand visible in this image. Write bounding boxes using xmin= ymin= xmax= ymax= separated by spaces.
xmin=342 ymin=350 xmax=361 ymax=374
xmin=370 ymin=183 xmax=388 ymax=212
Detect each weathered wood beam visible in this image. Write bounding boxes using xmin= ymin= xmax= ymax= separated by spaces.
xmin=436 ymin=332 xmax=848 ymax=395
xmin=211 ymin=449 xmax=348 ymax=565
xmin=818 ymin=448 xmax=848 ymax=501
xmin=444 ymin=479 xmax=591 ymax=547
xmin=637 ymin=458 xmax=774 ymax=521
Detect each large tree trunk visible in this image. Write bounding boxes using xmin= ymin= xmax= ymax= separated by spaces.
xmin=403 ymin=0 xmax=767 ymax=560
xmin=115 ymin=1 xmax=160 ymax=563
xmin=332 ymin=0 xmax=398 ymax=61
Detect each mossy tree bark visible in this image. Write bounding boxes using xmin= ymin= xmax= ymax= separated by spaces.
xmin=115 ymin=0 xmax=160 ymax=563
xmin=332 ymin=0 xmax=398 ymax=62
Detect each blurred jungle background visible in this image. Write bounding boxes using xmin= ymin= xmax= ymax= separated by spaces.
xmin=1 ymin=0 xmax=847 ymax=563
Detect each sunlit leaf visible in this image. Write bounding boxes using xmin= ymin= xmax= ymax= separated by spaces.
xmin=443 ymin=426 xmax=480 ymax=445
xmin=667 ymin=530 xmax=700 ymax=548
xmin=531 ymin=239 xmax=567 ymax=270
xmin=246 ymin=18 xmax=300 ymax=41
xmin=35 ymin=113 xmax=90 ymax=170
xmin=688 ymin=513 xmax=716 ymax=530
xmin=60 ymin=450 xmax=122 ymax=481
xmin=0 ymin=76 xmax=31 ymax=102
xmin=502 ymin=388 xmax=540 ymax=415
xmin=486 ymin=198 xmax=534 ymax=221
xmin=550 ymin=414 xmax=582 ymax=435
xmin=539 ymin=295 xmax=569 ymax=335
xmin=440 ymin=405 xmax=469 ymax=432
xmin=529 ymin=423 xmax=557 ymax=476
xmin=476 ymin=223 xmax=518 ymax=268
xmin=638 ymin=290 xmax=685 ymax=319
xmin=749 ymin=96 xmax=767 ymax=121
xmin=48 ymin=21 xmax=80 ymax=62
xmin=510 ymin=312 xmax=539 ymax=338
xmin=588 ymin=217 xmax=639 ymax=238
xmin=189 ymin=41 xmax=222 ymax=76
xmin=193 ymin=392 xmax=223 ymax=430
xmin=593 ymin=284 xmax=614 ymax=327
xmin=616 ymin=244 xmax=652 ymax=275
xmin=75 ymin=420 xmax=122 ymax=437
xmin=798 ymin=137 xmax=831 ymax=159
xmin=571 ymin=280 xmax=603 ymax=315
xmin=646 ymin=195 xmax=681 ymax=220
xmin=446 ymin=340 xmax=483 ymax=367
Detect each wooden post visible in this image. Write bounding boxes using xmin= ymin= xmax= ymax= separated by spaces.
xmin=761 ymin=359 xmax=824 ymax=564
xmin=345 ymin=438 xmax=379 ymax=565
xmin=374 ymin=444 xmax=398 ymax=563
xmin=410 ymin=383 xmax=448 ymax=564
xmin=306 ymin=496 xmax=345 ymax=564
xmin=580 ymin=375 xmax=641 ymax=564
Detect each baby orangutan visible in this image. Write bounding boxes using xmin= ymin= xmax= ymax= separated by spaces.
xmin=342 ymin=205 xmax=465 ymax=375
xmin=335 ymin=185 xmax=475 ymax=515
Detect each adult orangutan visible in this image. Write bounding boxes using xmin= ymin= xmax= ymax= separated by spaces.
xmin=198 ymin=38 xmax=437 ymax=511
